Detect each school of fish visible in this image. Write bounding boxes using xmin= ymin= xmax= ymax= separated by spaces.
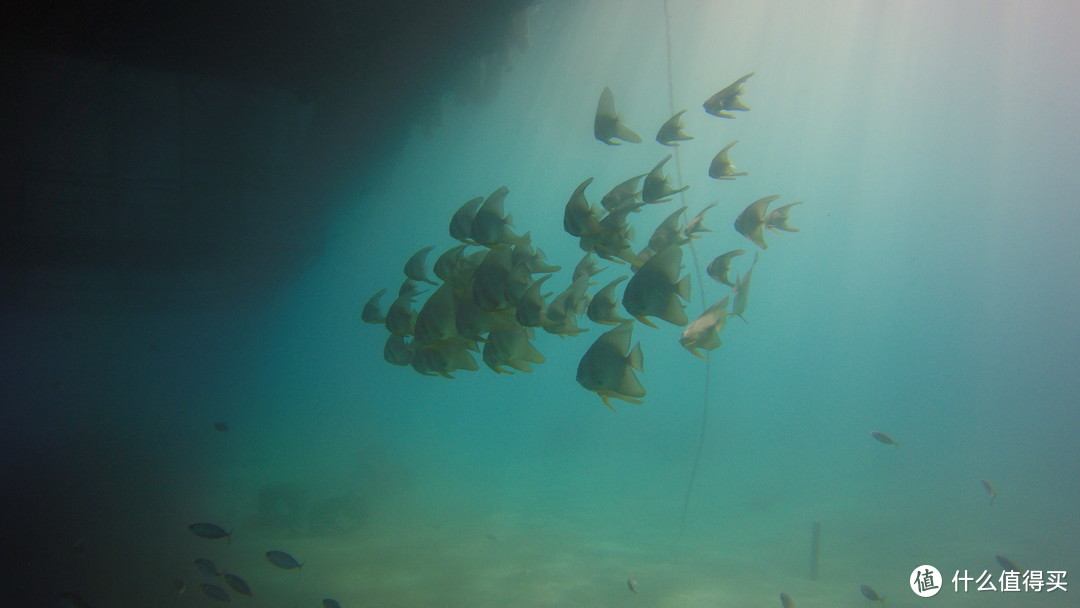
xmin=361 ymin=72 xmax=804 ymax=411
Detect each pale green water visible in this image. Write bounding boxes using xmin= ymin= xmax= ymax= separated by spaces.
xmin=6 ymin=1 xmax=1079 ymax=606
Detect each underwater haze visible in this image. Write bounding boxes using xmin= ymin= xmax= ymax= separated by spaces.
xmin=6 ymin=1 xmax=1079 ymax=606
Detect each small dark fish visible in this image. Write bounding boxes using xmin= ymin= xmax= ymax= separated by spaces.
xmin=981 ymin=479 xmax=996 ymax=506
xmin=173 ymin=578 xmax=187 ymax=595
xmin=214 ymin=422 xmax=229 ymax=432
xmin=996 ymin=554 xmax=1022 ymax=572
xmin=195 ymin=558 xmax=220 ymax=578
xmin=627 ymin=574 xmax=638 ymax=593
xmin=322 ymin=600 xmax=342 ymax=608
xmin=266 ymin=550 xmax=302 ymax=571
xmin=870 ymin=431 xmax=900 ymax=447
xmin=779 ymin=592 xmax=795 ymax=608
xmin=223 ymin=572 xmax=253 ymax=597
xmin=860 ymin=584 xmax=886 ymax=604
xmin=188 ymin=522 xmax=232 ymax=543
xmin=200 ymin=583 xmax=231 ymax=602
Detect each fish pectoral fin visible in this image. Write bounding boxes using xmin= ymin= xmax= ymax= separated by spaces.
xmin=728 ymin=98 xmax=751 ymax=111
xmin=685 ymin=346 xmax=707 ymax=360
xmin=600 ymin=394 xmax=619 ymax=413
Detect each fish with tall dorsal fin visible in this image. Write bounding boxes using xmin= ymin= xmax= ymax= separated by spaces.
xmin=576 ymin=322 xmax=645 ymax=412
xmin=734 ymin=194 xmax=779 ymax=250
xmin=706 ymin=250 xmax=746 ymax=287
xmin=512 ymin=242 xmax=560 ymax=274
xmin=656 ymin=109 xmax=693 ymax=146
xmin=860 ymin=584 xmax=887 ymax=606
xmin=483 ymin=325 xmax=545 ymax=374
xmin=708 ymin=140 xmax=749 ymax=180
xmin=623 ymin=244 xmax=691 ymax=328
xmin=870 ymin=431 xmax=900 ymax=447
xmin=404 ymin=245 xmax=439 ymax=285
xmin=587 ymin=276 xmax=631 ymax=325
xmin=455 ymin=291 xmax=514 ymax=342
xmin=386 ymin=280 xmax=423 ymax=337
xmin=704 ymin=72 xmax=755 ymax=118
xmin=601 ymin=174 xmax=645 ymax=212
xmin=573 ymin=253 xmax=605 ymax=282
xmin=564 ymin=176 xmax=603 ymax=237
xmin=383 ymin=334 xmax=413 ymax=366
xmin=730 ymin=251 xmax=758 ymax=322
xmin=413 ymin=282 xmax=459 ymax=346
xmin=594 ymin=87 xmax=642 ymax=145
xmin=517 ymin=274 xmax=554 ymax=328
xmin=680 ymin=296 xmax=730 ymax=358
xmin=471 ymin=245 xmax=516 ymax=312
xmin=765 ymin=200 xmax=803 ymax=233
xmin=504 ymin=258 xmax=535 ymax=305
xmin=583 ymin=203 xmax=643 ymax=266
xmin=683 ymin=202 xmax=718 ymax=238
xmin=545 ymin=273 xmax=592 ymax=337
xmin=471 ymin=186 xmax=530 ymax=247
xmin=433 ymin=244 xmax=471 ymax=284
xmin=549 ymin=273 xmax=591 ymax=320
xmin=449 ymin=196 xmax=484 ymax=243
xmin=980 ymin=479 xmax=996 ymax=506
xmin=642 ymin=155 xmax=689 ymax=203
xmin=412 ymin=341 xmax=478 ymax=378
xmin=361 ymin=288 xmax=388 ymax=323
xmin=646 ymin=205 xmax=689 ymax=254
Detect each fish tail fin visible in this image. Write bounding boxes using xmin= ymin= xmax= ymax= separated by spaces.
xmin=675 ymin=274 xmax=692 ymax=301
xmin=628 ymin=341 xmax=644 ymax=372
xmin=615 ymin=121 xmax=642 ymax=144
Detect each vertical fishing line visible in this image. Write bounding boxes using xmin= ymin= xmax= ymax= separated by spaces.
xmin=663 ymin=0 xmax=712 ymax=534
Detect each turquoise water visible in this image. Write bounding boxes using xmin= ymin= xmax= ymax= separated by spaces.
xmin=9 ymin=1 xmax=1078 ymax=606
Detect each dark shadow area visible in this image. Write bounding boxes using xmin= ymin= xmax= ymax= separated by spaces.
xmin=2 ymin=0 xmax=533 ymax=313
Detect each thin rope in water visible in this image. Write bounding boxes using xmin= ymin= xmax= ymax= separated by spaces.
xmin=662 ymin=0 xmax=712 ymax=534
